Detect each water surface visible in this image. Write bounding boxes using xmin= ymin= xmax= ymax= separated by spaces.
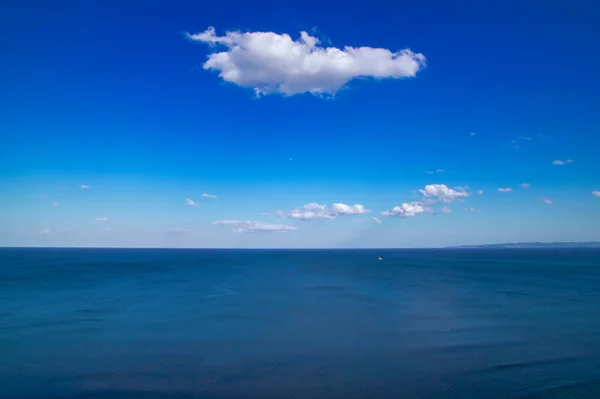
xmin=1 ymin=248 xmax=599 ymax=398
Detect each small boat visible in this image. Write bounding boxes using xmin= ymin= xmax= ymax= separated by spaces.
xmin=378 ymin=256 xmax=383 ymax=261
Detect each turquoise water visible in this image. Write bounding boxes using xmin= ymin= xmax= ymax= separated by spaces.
xmin=1 ymin=248 xmax=599 ymax=398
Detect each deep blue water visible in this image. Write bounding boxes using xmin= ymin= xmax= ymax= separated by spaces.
xmin=1 ymin=248 xmax=600 ymax=399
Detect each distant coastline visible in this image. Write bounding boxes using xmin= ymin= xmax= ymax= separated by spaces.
xmin=446 ymin=242 xmax=600 ymax=249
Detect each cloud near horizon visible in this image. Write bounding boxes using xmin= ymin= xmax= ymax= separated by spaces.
xmin=286 ymin=202 xmax=370 ymax=220
xmin=382 ymin=201 xmax=431 ymax=217
xmin=212 ymin=220 xmax=297 ymax=233
xmin=592 ymin=191 xmax=600 ymax=197
xmin=186 ymin=27 xmax=426 ymax=96
xmin=498 ymin=188 xmax=512 ymax=192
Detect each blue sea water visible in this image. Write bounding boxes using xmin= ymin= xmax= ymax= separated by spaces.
xmin=1 ymin=248 xmax=599 ymax=399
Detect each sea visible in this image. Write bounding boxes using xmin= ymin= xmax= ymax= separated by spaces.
xmin=1 ymin=248 xmax=599 ymax=399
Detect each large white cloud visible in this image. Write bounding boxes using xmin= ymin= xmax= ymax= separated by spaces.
xmin=382 ymin=201 xmax=431 ymax=217
xmin=331 ymin=203 xmax=371 ymax=215
xmin=212 ymin=220 xmax=297 ymax=233
xmin=186 ymin=27 xmax=426 ymax=96
xmin=418 ymin=184 xmax=469 ymax=203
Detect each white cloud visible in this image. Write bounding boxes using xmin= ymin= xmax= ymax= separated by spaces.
xmin=518 ymin=136 xmax=532 ymax=141
xmin=440 ymin=206 xmax=452 ymax=213
xmin=94 ymin=217 xmax=109 ymax=222
xmin=81 ymin=185 xmax=90 ymax=189
xmin=382 ymin=201 xmax=431 ymax=217
xmin=373 ymin=217 xmax=382 ymax=224
xmin=42 ymin=228 xmax=51 ymax=235
xmin=464 ymin=207 xmax=480 ymax=213
xmin=331 ymin=203 xmax=370 ymax=215
xmin=419 ymin=184 xmax=469 ymax=203
xmin=593 ymin=191 xmax=600 ymax=197
xmin=542 ymin=198 xmax=553 ymax=204
xmin=274 ymin=210 xmax=285 ymax=218
xmin=288 ymin=203 xmax=335 ymax=220
xmin=520 ymin=183 xmax=531 ymax=189
xmin=52 ymin=202 xmax=60 ymax=206
xmin=553 ymin=159 xmax=574 ymax=165
xmin=470 ymin=132 xmax=477 ymax=136
xmin=186 ymin=198 xmax=199 ymax=206
xmin=186 ymin=27 xmax=426 ymax=96
xmin=478 ymin=190 xmax=484 ymax=195
xmin=202 ymin=193 xmax=218 ymax=198
xmin=212 ymin=220 xmax=297 ymax=233
xmin=498 ymin=188 xmax=512 ymax=192
xmin=286 ymin=202 xmax=369 ymax=220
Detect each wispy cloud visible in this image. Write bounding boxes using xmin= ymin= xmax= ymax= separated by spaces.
xmin=542 ymin=198 xmax=553 ymax=204
xmin=100 ymin=227 xmax=113 ymax=232
xmin=382 ymin=201 xmax=431 ymax=217
xmin=80 ymin=185 xmax=91 ymax=189
xmin=592 ymin=191 xmax=600 ymax=197
xmin=94 ymin=217 xmax=109 ymax=222
xmin=464 ymin=207 xmax=480 ymax=213
xmin=165 ymin=227 xmax=191 ymax=234
xmin=186 ymin=198 xmax=199 ymax=206
xmin=186 ymin=27 xmax=426 ymax=96
xmin=518 ymin=136 xmax=532 ymax=141
xmin=202 ymin=193 xmax=218 ymax=199
xmin=477 ymin=190 xmax=483 ymax=195
xmin=42 ymin=228 xmax=51 ymax=235
xmin=498 ymin=188 xmax=512 ymax=192
xmin=52 ymin=201 xmax=60 ymax=206
xmin=286 ymin=202 xmax=370 ymax=220
xmin=553 ymin=159 xmax=574 ymax=165
xmin=212 ymin=220 xmax=297 ymax=233
xmin=520 ymin=183 xmax=531 ymax=189
xmin=372 ymin=217 xmax=382 ymax=224
xmin=470 ymin=132 xmax=477 ymax=136
xmin=440 ymin=206 xmax=452 ymax=213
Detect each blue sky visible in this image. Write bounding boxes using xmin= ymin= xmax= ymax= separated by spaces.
xmin=2 ymin=0 xmax=600 ymax=248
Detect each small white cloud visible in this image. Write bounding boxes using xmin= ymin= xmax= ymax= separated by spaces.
xmin=425 ymin=171 xmax=434 ymax=174
xmin=202 ymin=193 xmax=218 ymax=199
xmin=212 ymin=220 xmax=297 ymax=233
xmin=382 ymin=201 xmax=431 ymax=217
xmin=440 ymin=206 xmax=452 ymax=213
xmin=553 ymin=159 xmax=573 ymax=165
xmin=436 ymin=169 xmax=445 ymax=173
xmin=542 ymin=198 xmax=553 ymax=204
xmin=478 ymin=190 xmax=484 ymax=195
xmin=470 ymin=132 xmax=477 ymax=136
xmin=286 ymin=202 xmax=369 ymax=220
xmin=518 ymin=136 xmax=532 ymax=141
xmin=80 ymin=185 xmax=91 ymax=189
xmin=186 ymin=27 xmax=426 ymax=96
xmin=288 ymin=203 xmax=335 ymax=220
xmin=274 ymin=210 xmax=285 ymax=218
xmin=520 ymin=183 xmax=531 ymax=189
xmin=94 ymin=217 xmax=109 ymax=222
xmin=593 ymin=191 xmax=600 ymax=197
xmin=419 ymin=184 xmax=469 ymax=203
xmin=52 ymin=202 xmax=60 ymax=206
xmin=464 ymin=207 xmax=480 ymax=213
xmin=331 ymin=203 xmax=371 ymax=215
xmin=186 ymin=198 xmax=199 ymax=206
xmin=498 ymin=188 xmax=512 ymax=192
xmin=42 ymin=228 xmax=51 ymax=235
xmin=372 ymin=217 xmax=382 ymax=224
